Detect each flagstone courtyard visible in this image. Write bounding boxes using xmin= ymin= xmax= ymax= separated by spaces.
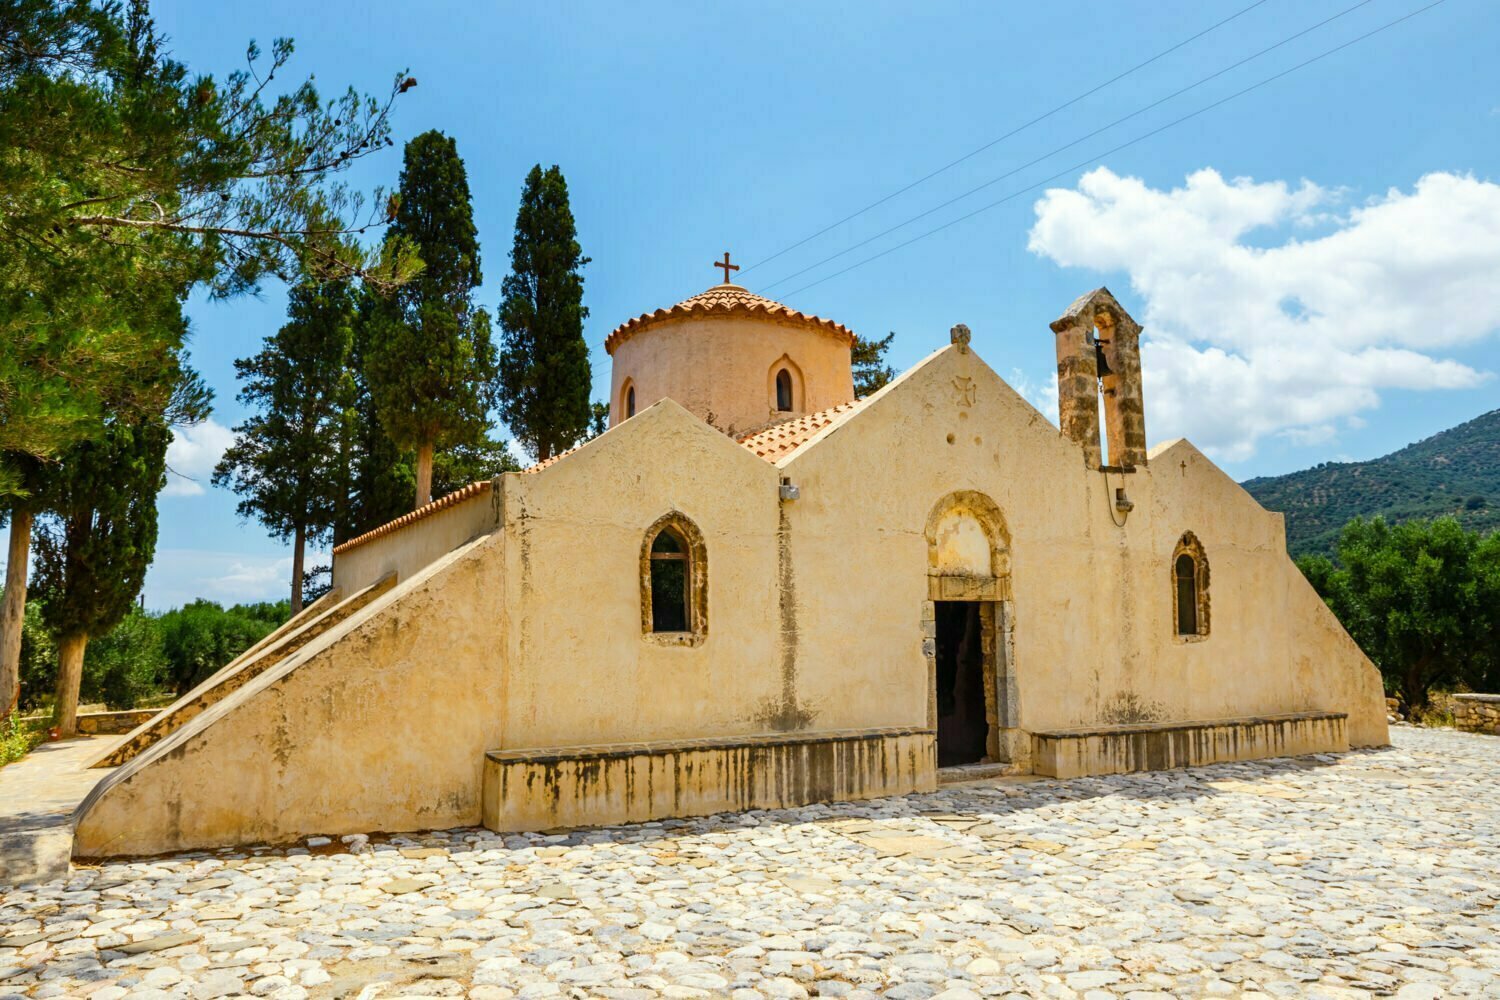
xmin=2 ymin=726 xmax=1496 ymax=1000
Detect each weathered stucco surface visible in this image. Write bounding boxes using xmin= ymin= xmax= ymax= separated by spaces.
xmin=91 ymin=575 xmax=393 ymax=769
xmin=332 ymin=485 xmax=500 ymax=595
xmin=1032 ymin=711 xmax=1349 ymax=779
xmin=482 ymin=729 xmax=934 ymax=832
xmin=73 ymin=535 xmax=505 ymax=858
xmin=779 ymin=345 xmax=1386 ymax=750
xmin=71 ymin=292 xmax=1387 ymax=857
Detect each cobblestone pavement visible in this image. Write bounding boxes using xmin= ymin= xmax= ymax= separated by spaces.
xmin=3 ymin=727 xmax=1497 ymax=1000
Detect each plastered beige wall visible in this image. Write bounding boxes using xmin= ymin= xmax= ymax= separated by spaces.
xmin=332 ymin=485 xmax=500 ymax=594
xmin=74 ymin=534 xmax=506 ymax=857
xmin=497 ymin=400 xmax=787 ymax=749
xmin=608 ymin=315 xmax=853 ymax=436
xmin=779 ymin=345 xmax=1387 ymax=748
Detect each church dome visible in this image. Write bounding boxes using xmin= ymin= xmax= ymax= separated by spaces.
xmin=607 ymin=276 xmax=857 ymax=437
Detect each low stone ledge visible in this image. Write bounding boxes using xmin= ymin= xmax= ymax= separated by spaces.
xmin=1454 ymin=694 xmax=1500 ymax=734
xmin=484 ymin=727 xmax=935 ymax=833
xmin=76 ymin=709 xmax=160 ymax=736
xmin=1033 ymin=711 xmax=1348 ymax=779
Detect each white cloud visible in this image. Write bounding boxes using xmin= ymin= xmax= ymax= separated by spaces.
xmin=1007 ymin=367 xmax=1058 ymax=425
xmin=163 ymin=419 xmax=236 ymax=496
xmin=144 ymin=547 xmax=331 ymax=610
xmin=1027 ymin=168 xmax=1499 ymax=462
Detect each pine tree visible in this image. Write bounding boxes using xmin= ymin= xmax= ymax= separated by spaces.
xmin=0 ymin=0 xmax=416 ymax=719
xmin=363 ymin=131 xmax=497 ymax=508
xmin=35 ymin=417 xmax=170 ymax=736
xmin=213 ymin=280 xmax=356 ymax=614
xmin=852 ymin=332 xmax=897 ymax=398
xmin=498 ymin=165 xmax=592 ymax=462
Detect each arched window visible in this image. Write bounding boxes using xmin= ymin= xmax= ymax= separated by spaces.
xmin=1172 ymin=532 xmax=1209 ymax=638
xmin=767 ymin=355 xmax=803 ymax=416
xmin=775 ymin=369 xmax=793 ymax=412
xmin=641 ymin=513 xmax=707 ymax=644
xmin=1175 ymin=554 xmax=1198 ymax=636
xmin=621 ymin=377 xmax=639 ymax=419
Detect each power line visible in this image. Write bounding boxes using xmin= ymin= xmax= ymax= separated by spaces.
xmin=760 ymin=0 xmax=1377 ymax=293
xmin=735 ymin=0 xmax=1274 ymax=277
xmin=777 ymin=0 xmax=1448 ymax=300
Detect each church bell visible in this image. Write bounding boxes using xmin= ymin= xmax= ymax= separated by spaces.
xmin=1094 ymin=337 xmax=1113 ymax=379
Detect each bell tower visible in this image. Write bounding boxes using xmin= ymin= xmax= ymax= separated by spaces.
xmin=1049 ymin=288 xmax=1147 ymax=470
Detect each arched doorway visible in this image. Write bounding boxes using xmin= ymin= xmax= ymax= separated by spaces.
xmin=923 ymin=491 xmax=1019 ymax=767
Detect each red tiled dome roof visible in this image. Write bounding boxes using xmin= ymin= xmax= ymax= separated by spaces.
xmin=605 ymin=283 xmax=855 ymax=355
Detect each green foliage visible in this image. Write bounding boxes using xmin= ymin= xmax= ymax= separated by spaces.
xmin=0 ymin=711 xmax=44 ymax=768
xmin=214 ymin=278 xmax=355 ymax=606
xmin=363 ymin=131 xmax=497 ymax=468
xmin=0 ymin=0 xmax=416 ymax=495
xmin=215 ymin=279 xmax=355 ymax=543
xmin=337 ymin=296 xmax=518 ymax=542
xmin=1246 ymin=408 xmax=1500 ymax=557
xmin=80 ymin=605 xmax=166 ymax=709
xmin=1298 ymin=516 xmax=1500 ymax=709
xmin=498 ymin=164 xmax=592 ymax=462
xmin=19 ymin=601 xmax=166 ymax=711
xmin=17 ymin=599 xmax=55 ymax=710
xmin=852 ymin=332 xmax=896 ymax=398
xmin=156 ymin=599 xmax=288 ymax=694
xmin=34 ymin=417 xmax=170 ymax=643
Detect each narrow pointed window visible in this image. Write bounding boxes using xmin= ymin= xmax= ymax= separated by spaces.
xmin=775 ymin=369 xmax=793 ymax=412
xmin=650 ymin=528 xmax=689 ymax=632
xmin=1172 ymin=532 xmax=1209 ymax=638
xmin=1175 ymin=554 xmax=1198 ymax=636
xmin=625 ymin=384 xmax=636 ymax=419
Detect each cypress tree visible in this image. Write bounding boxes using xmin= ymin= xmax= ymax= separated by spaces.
xmin=498 ymin=165 xmax=592 ymax=462
xmin=363 ymin=131 xmax=497 ymax=507
xmin=213 ymin=280 xmax=357 ymax=614
xmin=35 ymin=417 xmax=170 ymax=736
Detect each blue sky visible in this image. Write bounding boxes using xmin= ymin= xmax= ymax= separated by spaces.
xmin=139 ymin=0 xmax=1499 ymax=609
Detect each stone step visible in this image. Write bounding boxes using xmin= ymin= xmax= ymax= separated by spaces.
xmin=1032 ymin=711 xmax=1348 ymax=779
xmin=91 ymin=575 xmax=394 ymax=769
xmin=483 ymin=727 xmax=935 ymax=833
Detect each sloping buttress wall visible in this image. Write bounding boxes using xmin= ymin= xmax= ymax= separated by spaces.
xmin=73 ymin=532 xmax=506 ymax=858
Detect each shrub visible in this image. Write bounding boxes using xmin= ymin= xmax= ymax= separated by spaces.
xmin=157 ymin=599 xmax=289 ymax=694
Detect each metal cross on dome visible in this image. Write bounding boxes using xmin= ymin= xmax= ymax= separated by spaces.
xmin=713 ymin=252 xmax=739 ymax=284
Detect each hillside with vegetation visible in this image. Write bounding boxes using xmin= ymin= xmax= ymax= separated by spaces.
xmin=1242 ymin=408 xmax=1500 ymax=557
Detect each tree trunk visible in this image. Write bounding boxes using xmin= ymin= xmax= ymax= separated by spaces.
xmin=0 ymin=507 xmax=33 ymax=718
xmin=290 ymin=522 xmax=305 ymax=617
xmin=538 ymin=441 xmax=551 ymax=463
xmin=414 ymin=441 xmax=434 ymax=508
xmin=53 ymin=631 xmax=88 ymax=738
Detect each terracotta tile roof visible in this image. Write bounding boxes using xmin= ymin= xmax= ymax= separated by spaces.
xmin=605 ymin=283 xmax=856 ymax=355
xmin=518 ymin=441 xmax=587 ymax=475
xmin=331 ymin=480 xmax=495 ymax=556
xmin=736 ymin=401 xmax=864 ymax=463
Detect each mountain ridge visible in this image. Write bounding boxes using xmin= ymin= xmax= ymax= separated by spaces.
xmin=1240 ymin=407 xmax=1500 ymax=557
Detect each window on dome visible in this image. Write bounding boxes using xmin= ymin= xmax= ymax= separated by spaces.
xmin=776 ymin=369 xmax=793 ymax=412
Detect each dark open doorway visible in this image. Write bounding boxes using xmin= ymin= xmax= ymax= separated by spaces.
xmin=935 ymin=601 xmax=988 ymax=766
